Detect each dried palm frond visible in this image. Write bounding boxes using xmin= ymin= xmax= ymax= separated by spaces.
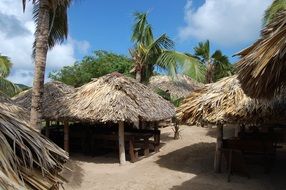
xmin=0 ymin=96 xmax=68 ymax=189
xmin=236 ymin=10 xmax=286 ymax=99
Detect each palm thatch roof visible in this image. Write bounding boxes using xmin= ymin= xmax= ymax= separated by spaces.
xmin=0 ymin=96 xmax=68 ymax=189
xmin=177 ymin=75 xmax=286 ymax=126
xmin=148 ymin=75 xmax=203 ymax=99
xmin=12 ymin=81 xmax=75 ymax=119
xmin=48 ymin=72 xmax=175 ymax=124
xmin=236 ymin=10 xmax=286 ymax=99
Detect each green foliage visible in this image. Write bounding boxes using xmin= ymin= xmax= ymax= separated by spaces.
xmin=264 ymin=0 xmax=286 ymax=26
xmin=155 ymin=88 xmax=183 ymax=107
xmin=0 ymin=54 xmax=12 ymax=78
xmin=49 ymin=50 xmax=134 ymax=87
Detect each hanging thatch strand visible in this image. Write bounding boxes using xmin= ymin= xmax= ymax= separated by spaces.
xmin=0 ymin=96 xmax=68 ymax=189
xmin=47 ymin=72 xmax=175 ymax=124
xmin=236 ymin=10 xmax=286 ymax=99
xmin=148 ymin=75 xmax=203 ymax=99
xmin=177 ymin=75 xmax=286 ymax=126
xmin=13 ymin=81 xmax=75 ymax=120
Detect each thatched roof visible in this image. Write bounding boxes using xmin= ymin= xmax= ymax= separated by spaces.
xmin=236 ymin=10 xmax=286 ymax=99
xmin=13 ymin=81 xmax=75 ymax=119
xmin=48 ymin=73 xmax=175 ymax=124
xmin=0 ymin=96 xmax=68 ymax=189
xmin=148 ymin=75 xmax=203 ymax=99
xmin=177 ymin=75 xmax=286 ymax=126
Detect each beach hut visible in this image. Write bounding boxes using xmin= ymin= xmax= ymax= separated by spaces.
xmin=0 ymin=95 xmax=68 ymax=189
xmin=148 ymin=75 xmax=203 ymax=99
xmin=44 ymin=72 xmax=176 ymax=164
xmin=177 ymin=75 xmax=286 ymax=172
xmin=236 ymin=10 xmax=286 ymax=99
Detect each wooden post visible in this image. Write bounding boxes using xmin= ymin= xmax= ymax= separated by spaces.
xmin=214 ymin=124 xmax=223 ymax=173
xmin=118 ymin=121 xmax=126 ymax=165
xmin=64 ymin=121 xmax=69 ymax=153
xmin=45 ymin=120 xmax=50 ymax=138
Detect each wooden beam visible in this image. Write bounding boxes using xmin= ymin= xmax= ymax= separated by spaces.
xmin=214 ymin=124 xmax=223 ymax=173
xmin=63 ymin=121 xmax=69 ymax=153
xmin=118 ymin=121 xmax=126 ymax=165
xmin=45 ymin=120 xmax=50 ymax=138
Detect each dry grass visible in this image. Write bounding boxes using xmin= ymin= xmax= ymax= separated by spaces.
xmin=0 ymin=96 xmax=68 ymax=189
xmin=236 ymin=10 xmax=286 ymax=99
xmin=177 ymin=75 xmax=286 ymax=126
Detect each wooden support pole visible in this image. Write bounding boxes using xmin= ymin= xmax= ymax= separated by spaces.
xmin=64 ymin=121 xmax=69 ymax=153
xmin=118 ymin=121 xmax=126 ymax=165
xmin=45 ymin=120 xmax=50 ymax=138
xmin=214 ymin=124 xmax=223 ymax=173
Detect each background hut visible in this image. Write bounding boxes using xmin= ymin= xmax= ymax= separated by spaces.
xmin=46 ymin=72 xmax=176 ymax=164
xmin=148 ymin=75 xmax=203 ymax=99
xmin=0 ymin=95 xmax=68 ymax=189
xmin=236 ymin=10 xmax=286 ymax=99
xmin=13 ymin=81 xmax=75 ymax=125
xmin=177 ymin=75 xmax=286 ymax=172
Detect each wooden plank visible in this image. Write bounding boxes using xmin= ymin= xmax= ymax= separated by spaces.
xmin=118 ymin=121 xmax=126 ymax=165
xmin=214 ymin=124 xmax=223 ymax=173
xmin=64 ymin=121 xmax=69 ymax=153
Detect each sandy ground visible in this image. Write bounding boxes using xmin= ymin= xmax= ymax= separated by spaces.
xmin=62 ymin=126 xmax=286 ymax=190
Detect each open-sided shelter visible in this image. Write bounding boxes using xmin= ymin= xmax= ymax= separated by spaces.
xmin=43 ymin=73 xmax=176 ymax=164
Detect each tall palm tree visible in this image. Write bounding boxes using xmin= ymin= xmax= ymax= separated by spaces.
xmin=264 ymin=0 xmax=286 ymax=26
xmin=130 ymin=12 xmax=175 ymax=83
xmin=22 ymin=0 xmax=72 ymax=129
xmin=158 ymin=40 xmax=233 ymax=83
xmin=0 ymin=54 xmax=21 ymax=96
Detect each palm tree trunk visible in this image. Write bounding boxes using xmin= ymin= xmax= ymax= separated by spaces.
xmin=206 ymin=62 xmax=214 ymax=83
xmin=30 ymin=0 xmax=50 ymax=130
xmin=135 ymin=67 xmax=142 ymax=82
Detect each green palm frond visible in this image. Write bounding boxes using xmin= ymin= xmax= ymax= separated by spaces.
xmin=132 ymin=12 xmax=154 ymax=46
xmin=157 ymin=51 xmax=206 ymax=82
xmin=194 ymin=40 xmax=210 ymax=62
xmin=0 ymin=78 xmax=22 ymax=97
xmin=0 ymin=55 xmax=12 ymax=78
xmin=264 ymin=0 xmax=286 ymax=26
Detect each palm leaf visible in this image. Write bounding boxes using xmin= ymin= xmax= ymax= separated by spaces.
xmin=0 ymin=55 xmax=12 ymax=78
xmin=0 ymin=78 xmax=22 ymax=97
xmin=264 ymin=0 xmax=286 ymax=26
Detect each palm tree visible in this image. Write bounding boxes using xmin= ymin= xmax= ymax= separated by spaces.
xmin=264 ymin=0 xmax=286 ymax=26
xmin=130 ymin=12 xmax=175 ymax=83
xmin=22 ymin=0 xmax=72 ymax=129
xmin=158 ymin=40 xmax=233 ymax=83
xmin=0 ymin=54 xmax=21 ymax=96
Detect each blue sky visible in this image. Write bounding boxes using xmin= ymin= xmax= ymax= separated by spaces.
xmin=0 ymin=0 xmax=272 ymax=85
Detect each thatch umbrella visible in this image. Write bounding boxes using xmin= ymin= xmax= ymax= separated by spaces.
xmin=13 ymin=81 xmax=75 ymax=119
xmin=177 ymin=75 xmax=286 ymax=126
xmin=48 ymin=72 xmax=175 ymax=164
xmin=236 ymin=10 xmax=286 ymax=99
xmin=148 ymin=75 xmax=203 ymax=99
xmin=0 ymin=95 xmax=68 ymax=189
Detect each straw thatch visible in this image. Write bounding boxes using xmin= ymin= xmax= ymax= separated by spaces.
xmin=0 ymin=96 xmax=68 ymax=189
xmin=177 ymin=75 xmax=286 ymax=126
xmin=48 ymin=72 xmax=175 ymax=124
xmin=13 ymin=81 xmax=75 ymax=119
xmin=236 ymin=10 xmax=286 ymax=99
xmin=148 ymin=75 xmax=203 ymax=99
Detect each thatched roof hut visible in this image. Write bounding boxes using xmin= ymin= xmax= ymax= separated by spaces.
xmin=177 ymin=75 xmax=286 ymax=126
xmin=236 ymin=10 xmax=286 ymax=99
xmin=12 ymin=81 xmax=75 ymax=119
xmin=49 ymin=72 xmax=176 ymax=123
xmin=148 ymin=75 xmax=203 ymax=99
xmin=0 ymin=96 xmax=68 ymax=189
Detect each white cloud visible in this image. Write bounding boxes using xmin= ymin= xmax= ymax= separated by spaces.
xmin=179 ymin=0 xmax=272 ymax=47
xmin=0 ymin=0 xmax=90 ymax=86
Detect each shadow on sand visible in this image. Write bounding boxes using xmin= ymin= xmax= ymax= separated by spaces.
xmin=156 ymin=142 xmax=286 ymax=190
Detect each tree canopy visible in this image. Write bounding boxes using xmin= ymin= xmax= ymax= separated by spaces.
xmin=49 ymin=50 xmax=134 ymax=87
